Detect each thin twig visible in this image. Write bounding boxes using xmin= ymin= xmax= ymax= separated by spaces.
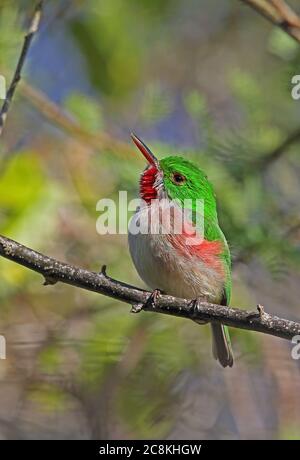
xmin=0 ymin=1 xmax=43 ymax=137
xmin=240 ymin=0 xmax=300 ymax=44
xmin=0 ymin=234 xmax=299 ymax=341
xmin=270 ymin=0 xmax=300 ymax=28
xmin=19 ymin=81 xmax=135 ymax=158
xmin=247 ymin=126 xmax=300 ymax=173
xmin=0 ymin=1 xmax=133 ymax=159
xmin=0 ymin=2 xmax=299 ymax=346
xmin=260 ymin=126 xmax=300 ymax=167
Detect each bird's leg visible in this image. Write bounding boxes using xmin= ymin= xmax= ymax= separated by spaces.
xmin=189 ymin=297 xmax=210 ymax=325
xmin=131 ymin=289 xmax=162 ymax=314
xmin=146 ymin=288 xmax=161 ymax=308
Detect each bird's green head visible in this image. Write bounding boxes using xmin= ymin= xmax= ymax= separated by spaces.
xmin=131 ymin=133 xmax=217 ymax=218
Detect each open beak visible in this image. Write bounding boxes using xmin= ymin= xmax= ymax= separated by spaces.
xmin=131 ymin=133 xmax=159 ymax=167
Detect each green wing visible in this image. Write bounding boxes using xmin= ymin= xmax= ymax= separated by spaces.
xmin=204 ymin=217 xmax=232 ymax=303
xmin=186 ymin=200 xmax=232 ymax=303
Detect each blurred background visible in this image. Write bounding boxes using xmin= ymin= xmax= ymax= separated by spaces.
xmin=0 ymin=0 xmax=300 ymax=440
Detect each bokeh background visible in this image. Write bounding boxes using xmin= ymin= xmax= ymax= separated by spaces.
xmin=0 ymin=0 xmax=300 ymax=440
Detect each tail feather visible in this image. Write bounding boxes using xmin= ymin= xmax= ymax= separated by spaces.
xmin=211 ymin=323 xmax=233 ymax=368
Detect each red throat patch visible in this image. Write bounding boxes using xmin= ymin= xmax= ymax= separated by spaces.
xmin=140 ymin=166 xmax=158 ymax=203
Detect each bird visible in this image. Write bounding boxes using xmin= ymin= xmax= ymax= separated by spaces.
xmin=128 ymin=133 xmax=233 ymax=368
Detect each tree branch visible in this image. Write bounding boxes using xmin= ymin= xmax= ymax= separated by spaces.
xmin=10 ymin=3 xmax=300 ymax=170
xmin=0 ymin=234 xmax=299 ymax=341
xmin=0 ymin=0 xmax=133 ymax=161
xmin=0 ymin=2 xmax=299 ymax=348
xmin=246 ymin=125 xmax=300 ymax=174
xmin=0 ymin=1 xmax=43 ymax=137
xmin=19 ymin=81 xmax=135 ymax=159
xmin=261 ymin=126 xmax=300 ymax=167
xmin=240 ymin=0 xmax=300 ymax=44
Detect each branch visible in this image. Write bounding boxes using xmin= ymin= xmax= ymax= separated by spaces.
xmin=247 ymin=125 xmax=300 ymax=173
xmin=0 ymin=1 xmax=43 ymax=137
xmin=0 ymin=1 xmax=133 ymax=159
xmin=240 ymin=0 xmax=300 ymax=44
xmin=260 ymin=126 xmax=300 ymax=167
xmin=19 ymin=81 xmax=135 ymax=159
xmin=14 ymin=5 xmax=300 ymax=168
xmin=0 ymin=234 xmax=299 ymax=341
xmin=0 ymin=2 xmax=299 ymax=346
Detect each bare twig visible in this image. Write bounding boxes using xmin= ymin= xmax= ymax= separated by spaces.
xmin=244 ymin=126 xmax=300 ymax=174
xmin=0 ymin=1 xmax=133 ymax=158
xmin=240 ymin=0 xmax=300 ymax=44
xmin=270 ymin=0 xmax=300 ymax=28
xmin=260 ymin=126 xmax=300 ymax=167
xmin=19 ymin=81 xmax=135 ymax=159
xmin=0 ymin=1 xmax=43 ymax=137
xmin=20 ymin=79 xmax=300 ymax=174
xmin=0 ymin=234 xmax=299 ymax=341
xmin=0 ymin=1 xmax=299 ymax=347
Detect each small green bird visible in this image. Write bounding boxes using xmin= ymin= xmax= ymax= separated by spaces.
xmin=128 ymin=134 xmax=233 ymax=367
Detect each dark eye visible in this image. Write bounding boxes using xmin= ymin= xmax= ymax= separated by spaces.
xmin=171 ymin=172 xmax=186 ymax=185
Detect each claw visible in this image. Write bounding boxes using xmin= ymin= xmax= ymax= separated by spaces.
xmin=146 ymin=289 xmax=161 ymax=308
xmin=189 ymin=298 xmax=209 ymax=324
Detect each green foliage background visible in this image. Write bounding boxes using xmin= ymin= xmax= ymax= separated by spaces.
xmin=0 ymin=0 xmax=300 ymax=440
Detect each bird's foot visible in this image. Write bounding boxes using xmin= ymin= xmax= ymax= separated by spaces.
xmin=130 ymin=289 xmax=161 ymax=314
xmin=189 ymin=297 xmax=209 ymax=324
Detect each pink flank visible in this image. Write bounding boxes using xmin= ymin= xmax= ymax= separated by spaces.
xmin=167 ymin=230 xmax=224 ymax=274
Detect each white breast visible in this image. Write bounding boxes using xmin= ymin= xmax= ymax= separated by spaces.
xmin=128 ymin=201 xmax=224 ymax=302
